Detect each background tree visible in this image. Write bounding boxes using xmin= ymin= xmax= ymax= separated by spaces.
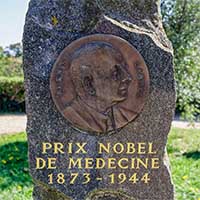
xmin=161 ymin=0 xmax=200 ymax=120
xmin=0 ymin=47 xmax=3 ymax=59
xmin=3 ymin=43 xmax=22 ymax=57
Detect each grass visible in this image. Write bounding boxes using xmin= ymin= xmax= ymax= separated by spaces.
xmin=0 ymin=128 xmax=199 ymax=200
xmin=0 ymin=133 xmax=33 ymax=200
xmin=168 ymin=128 xmax=200 ymax=200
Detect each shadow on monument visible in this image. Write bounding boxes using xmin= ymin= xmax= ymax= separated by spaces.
xmin=183 ymin=151 xmax=200 ymax=160
xmin=0 ymin=141 xmax=32 ymax=190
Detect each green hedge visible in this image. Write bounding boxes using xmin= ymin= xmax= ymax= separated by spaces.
xmin=0 ymin=57 xmax=23 ymax=77
xmin=0 ymin=76 xmax=25 ymax=112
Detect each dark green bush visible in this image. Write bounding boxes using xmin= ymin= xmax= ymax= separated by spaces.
xmin=0 ymin=77 xmax=25 ymax=112
xmin=0 ymin=50 xmax=24 ymax=112
xmin=0 ymin=57 xmax=23 ymax=77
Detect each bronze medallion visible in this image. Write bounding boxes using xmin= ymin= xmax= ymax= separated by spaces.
xmin=50 ymin=34 xmax=149 ymax=134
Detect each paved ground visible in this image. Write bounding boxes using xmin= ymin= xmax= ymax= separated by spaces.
xmin=0 ymin=114 xmax=27 ymax=135
xmin=172 ymin=120 xmax=200 ymax=129
xmin=0 ymin=114 xmax=199 ymax=135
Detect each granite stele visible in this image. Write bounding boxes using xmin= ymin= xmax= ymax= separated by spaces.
xmin=23 ymin=0 xmax=176 ymax=200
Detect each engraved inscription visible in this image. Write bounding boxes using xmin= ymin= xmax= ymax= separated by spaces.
xmin=135 ymin=65 xmax=146 ymax=98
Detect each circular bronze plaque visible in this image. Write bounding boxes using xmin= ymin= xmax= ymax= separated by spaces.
xmin=50 ymin=34 xmax=149 ymax=134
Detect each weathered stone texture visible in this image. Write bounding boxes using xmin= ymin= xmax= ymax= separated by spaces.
xmin=23 ymin=0 xmax=175 ymax=200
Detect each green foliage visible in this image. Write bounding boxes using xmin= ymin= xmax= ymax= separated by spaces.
xmin=0 ymin=56 xmax=23 ymax=77
xmin=0 ymin=47 xmax=3 ymax=58
xmin=0 ymin=47 xmax=24 ymax=112
xmin=167 ymin=128 xmax=200 ymax=199
xmin=161 ymin=0 xmax=200 ymax=120
xmin=0 ymin=133 xmax=33 ymax=200
xmin=0 ymin=77 xmax=25 ymax=112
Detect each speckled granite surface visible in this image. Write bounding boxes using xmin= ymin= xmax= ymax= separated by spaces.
xmin=23 ymin=1 xmax=175 ymax=199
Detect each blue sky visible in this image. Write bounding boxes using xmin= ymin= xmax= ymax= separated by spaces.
xmin=0 ymin=0 xmax=29 ymax=47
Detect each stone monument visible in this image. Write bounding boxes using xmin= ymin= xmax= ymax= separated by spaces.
xmin=23 ymin=1 xmax=176 ymax=200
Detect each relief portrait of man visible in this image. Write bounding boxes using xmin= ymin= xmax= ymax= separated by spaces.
xmin=63 ymin=42 xmax=132 ymax=133
xmin=50 ymin=34 xmax=149 ymax=134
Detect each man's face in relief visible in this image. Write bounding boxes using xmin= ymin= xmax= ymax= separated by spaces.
xmin=71 ymin=43 xmax=132 ymax=111
xmin=91 ymin=49 xmax=132 ymax=105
